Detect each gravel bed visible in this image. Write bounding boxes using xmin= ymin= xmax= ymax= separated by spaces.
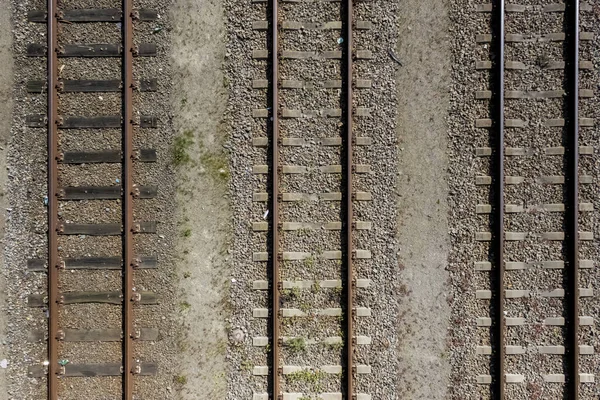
xmin=447 ymin=0 xmax=496 ymax=397
xmin=61 ymin=0 xmax=119 ymax=7
xmin=58 ymin=200 xmax=122 ymax=224
xmin=58 ymin=304 xmax=122 ymax=329
xmin=60 ymin=59 xmax=123 ymax=80
xmin=274 ymin=0 xmax=345 ymax=393
xmin=58 ymin=378 xmax=122 ymax=400
xmin=59 ymin=93 xmax=121 ymax=116
xmin=60 ymin=128 xmax=122 ymax=151
xmin=127 ymin=0 xmax=178 ymax=398
xmin=58 ymin=270 xmax=121 ymax=292
xmin=6 ymin=0 xmax=177 ymax=398
xmin=59 ymin=164 xmax=123 ymax=187
xmin=349 ymin=3 xmax=399 ymax=394
xmin=577 ymin=5 xmax=600 ymax=399
xmin=7 ymin=1 xmax=54 ymax=397
xmin=225 ymin=0 xmax=400 ymax=398
xmin=448 ymin=1 xmax=600 ymax=398
xmin=58 ymin=23 xmax=122 ymax=46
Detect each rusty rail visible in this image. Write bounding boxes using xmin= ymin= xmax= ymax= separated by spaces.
xmin=344 ymin=0 xmax=355 ymax=398
xmin=566 ymin=0 xmax=580 ymax=397
xmin=492 ymin=1 xmax=505 ymax=398
xmin=123 ymin=0 xmax=136 ymax=398
xmin=269 ymin=0 xmax=281 ymax=397
xmin=46 ymin=0 xmax=60 ymax=399
xmin=43 ymin=1 xmax=143 ymax=397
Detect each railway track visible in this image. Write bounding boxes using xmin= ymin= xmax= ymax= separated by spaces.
xmin=474 ymin=1 xmax=596 ymax=398
xmin=250 ymin=0 xmax=374 ymax=398
xmin=25 ymin=1 xmax=160 ymax=398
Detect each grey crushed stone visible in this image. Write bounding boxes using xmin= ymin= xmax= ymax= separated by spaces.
xmin=225 ymin=0 xmax=400 ymax=398
xmin=6 ymin=0 xmax=178 ymax=398
xmin=448 ymin=1 xmax=600 ymax=399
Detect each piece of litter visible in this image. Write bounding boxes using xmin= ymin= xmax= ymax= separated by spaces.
xmin=153 ymin=26 xmax=163 ymax=34
xmin=231 ymin=278 xmax=237 ymax=283
xmin=58 ymin=359 xmax=69 ymax=366
xmin=43 ymin=196 xmax=48 ymax=206
xmin=43 ymin=360 xmax=49 ymax=366
xmin=0 ymin=359 xmax=7 ymax=368
xmin=388 ymin=48 xmax=403 ymax=66
xmin=337 ymin=37 xmax=344 ymax=44
xmin=98 ymin=96 xmax=103 ymax=101
xmin=263 ymin=210 xmax=269 ymax=219
xmin=115 ymin=178 xmax=120 ymax=183
xmin=116 ymin=22 xmax=122 ymax=29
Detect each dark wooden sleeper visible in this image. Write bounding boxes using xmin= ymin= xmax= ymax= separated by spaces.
xmin=27 ymin=79 xmax=157 ymax=93
xmin=58 ymin=221 xmax=157 ymax=235
xmin=27 ymin=255 xmax=158 ymax=271
xmin=27 ymin=8 xmax=158 ymax=23
xmin=27 ymin=43 xmax=156 ymax=57
xmin=26 ymin=115 xmax=158 ymax=128
xmin=61 ymin=149 xmax=157 ymax=164
xmin=28 ymin=363 xmax=157 ymax=378
xmin=59 ymin=185 xmax=157 ymax=200
xmin=28 ymin=291 xmax=158 ymax=307
xmin=28 ymin=327 xmax=159 ymax=342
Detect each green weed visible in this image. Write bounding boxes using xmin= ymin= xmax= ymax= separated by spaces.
xmin=172 ymin=129 xmax=194 ymax=166
xmin=241 ymin=359 xmax=253 ymax=372
xmin=199 ymin=151 xmax=230 ymax=182
xmin=174 ymin=375 xmax=187 ymax=385
xmin=286 ymin=369 xmax=325 ymax=384
xmin=286 ymin=337 xmax=306 ymax=354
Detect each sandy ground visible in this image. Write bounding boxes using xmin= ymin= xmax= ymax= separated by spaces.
xmin=170 ymin=0 xmax=231 ymax=398
xmin=396 ymin=0 xmax=451 ymax=398
xmin=0 ymin=0 xmax=12 ymax=397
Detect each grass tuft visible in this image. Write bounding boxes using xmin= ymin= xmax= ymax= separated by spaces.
xmin=286 ymin=369 xmax=325 ymax=384
xmin=179 ymin=301 xmax=191 ymax=311
xmin=174 ymin=375 xmax=187 ymax=385
xmin=286 ymin=337 xmax=306 ymax=354
xmin=172 ymin=129 xmax=194 ymax=166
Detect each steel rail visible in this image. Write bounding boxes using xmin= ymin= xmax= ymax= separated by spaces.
xmin=47 ymin=0 xmax=60 ymax=398
xmin=344 ymin=0 xmax=355 ymax=398
xmin=269 ymin=0 xmax=281 ymax=397
xmin=492 ymin=1 xmax=505 ymax=399
xmin=567 ymin=0 xmax=580 ymax=397
xmin=122 ymin=0 xmax=136 ymax=398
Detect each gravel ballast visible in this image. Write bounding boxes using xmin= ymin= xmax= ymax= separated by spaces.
xmin=448 ymin=1 xmax=600 ymax=399
xmin=4 ymin=0 xmax=599 ymax=399
xmin=6 ymin=0 xmax=179 ymax=398
xmin=224 ymin=0 xmax=400 ymax=398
